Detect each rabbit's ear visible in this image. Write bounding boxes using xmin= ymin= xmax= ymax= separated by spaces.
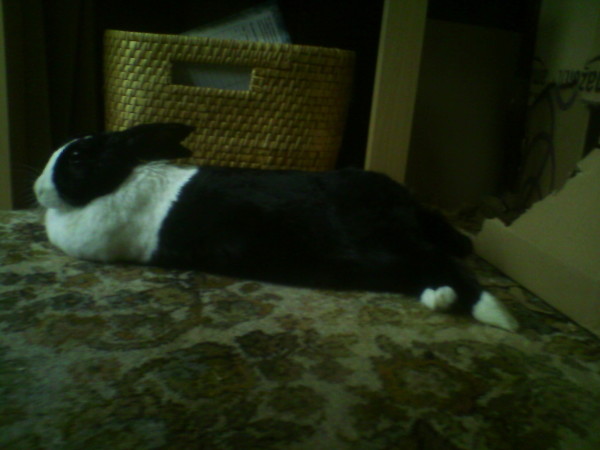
xmin=111 ymin=123 xmax=195 ymax=161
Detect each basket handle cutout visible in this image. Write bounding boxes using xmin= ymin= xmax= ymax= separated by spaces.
xmin=171 ymin=61 xmax=253 ymax=91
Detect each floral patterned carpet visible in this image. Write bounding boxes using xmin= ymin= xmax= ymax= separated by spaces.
xmin=1 ymin=210 xmax=600 ymax=449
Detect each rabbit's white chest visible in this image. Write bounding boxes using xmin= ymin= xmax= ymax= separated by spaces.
xmin=45 ymin=207 xmax=147 ymax=262
xmin=44 ymin=164 xmax=197 ymax=263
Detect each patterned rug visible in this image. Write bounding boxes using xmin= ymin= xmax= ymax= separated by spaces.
xmin=1 ymin=210 xmax=600 ymax=449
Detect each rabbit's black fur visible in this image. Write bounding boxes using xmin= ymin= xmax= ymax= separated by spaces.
xmin=34 ymin=123 xmax=518 ymax=330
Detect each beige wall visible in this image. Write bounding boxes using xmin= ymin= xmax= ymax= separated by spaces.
xmin=0 ymin=0 xmax=12 ymax=209
xmin=519 ymin=0 xmax=600 ymax=204
xmin=406 ymin=19 xmax=521 ymax=209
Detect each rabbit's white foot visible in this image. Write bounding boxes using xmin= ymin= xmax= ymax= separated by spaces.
xmin=472 ymin=292 xmax=519 ymax=331
xmin=420 ymin=286 xmax=457 ymax=311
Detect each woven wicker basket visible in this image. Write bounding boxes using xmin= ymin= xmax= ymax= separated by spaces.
xmin=104 ymin=30 xmax=355 ymax=170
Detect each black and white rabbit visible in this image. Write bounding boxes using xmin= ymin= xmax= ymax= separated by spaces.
xmin=34 ymin=123 xmax=518 ymax=331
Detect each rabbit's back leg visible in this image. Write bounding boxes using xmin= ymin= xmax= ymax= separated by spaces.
xmin=391 ymin=249 xmax=518 ymax=331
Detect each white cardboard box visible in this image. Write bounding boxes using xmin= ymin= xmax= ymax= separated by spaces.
xmin=474 ymin=149 xmax=600 ymax=336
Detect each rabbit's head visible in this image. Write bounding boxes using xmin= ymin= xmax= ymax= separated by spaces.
xmin=34 ymin=123 xmax=194 ymax=208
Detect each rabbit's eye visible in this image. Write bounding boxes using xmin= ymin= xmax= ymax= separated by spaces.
xmin=68 ymin=150 xmax=88 ymax=168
